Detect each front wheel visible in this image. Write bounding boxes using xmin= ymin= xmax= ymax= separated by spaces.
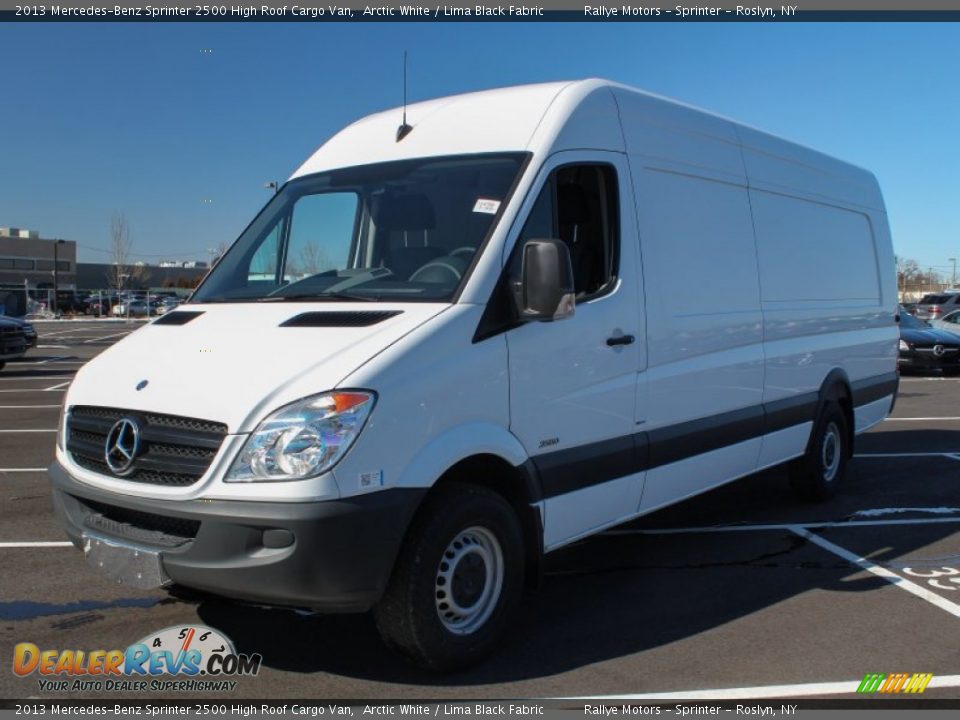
xmin=373 ymin=482 xmax=525 ymax=672
xmin=789 ymin=400 xmax=850 ymax=502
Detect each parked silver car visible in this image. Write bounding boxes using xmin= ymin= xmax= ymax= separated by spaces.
xmin=914 ymin=292 xmax=960 ymax=321
xmin=929 ymin=309 xmax=960 ymax=336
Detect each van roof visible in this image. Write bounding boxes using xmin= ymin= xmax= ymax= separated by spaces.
xmin=290 ymin=79 xmax=880 ymax=211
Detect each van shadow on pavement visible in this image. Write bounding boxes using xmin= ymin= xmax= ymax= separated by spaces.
xmin=195 ymin=441 xmax=960 ymax=685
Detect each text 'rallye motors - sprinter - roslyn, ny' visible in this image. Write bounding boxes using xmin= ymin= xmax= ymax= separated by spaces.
xmin=50 ymin=80 xmax=898 ymax=671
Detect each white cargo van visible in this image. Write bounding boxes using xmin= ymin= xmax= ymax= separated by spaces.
xmin=50 ymin=80 xmax=897 ymax=670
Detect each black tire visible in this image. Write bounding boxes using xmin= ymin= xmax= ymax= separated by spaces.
xmin=0 ymin=362 xmax=5 ymax=371
xmin=789 ymin=400 xmax=850 ymax=502
xmin=373 ymin=482 xmax=525 ymax=672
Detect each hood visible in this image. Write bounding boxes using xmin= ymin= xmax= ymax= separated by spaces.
xmin=900 ymin=326 xmax=960 ymax=345
xmin=65 ymin=302 xmax=448 ymax=433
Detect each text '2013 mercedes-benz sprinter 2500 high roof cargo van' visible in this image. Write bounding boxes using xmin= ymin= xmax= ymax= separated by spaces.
xmin=50 ymin=80 xmax=898 ymax=671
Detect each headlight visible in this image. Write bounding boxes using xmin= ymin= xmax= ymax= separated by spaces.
xmin=57 ymin=399 xmax=69 ymax=452
xmin=226 ymin=391 xmax=376 ymax=482
xmin=899 ymin=339 xmax=910 ymax=351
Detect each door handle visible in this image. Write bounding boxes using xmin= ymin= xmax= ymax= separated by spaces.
xmin=606 ymin=334 xmax=635 ymax=347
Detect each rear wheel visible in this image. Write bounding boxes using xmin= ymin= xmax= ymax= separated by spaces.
xmin=373 ymin=482 xmax=524 ymax=672
xmin=789 ymin=400 xmax=850 ymax=501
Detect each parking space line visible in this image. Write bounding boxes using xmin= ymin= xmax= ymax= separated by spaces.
xmin=854 ymin=452 xmax=960 ymax=458
xmin=790 ymin=525 xmax=960 ymax=619
xmin=0 ymin=542 xmax=73 ymax=548
xmin=571 ymin=674 xmax=960 ymax=700
xmin=82 ymin=331 xmax=134 ymax=344
xmin=604 ymin=515 xmax=960 ymax=536
xmin=0 ymin=388 xmax=66 ymax=393
xmin=0 ymin=468 xmax=48 ymax=472
xmin=44 ymin=381 xmax=70 ymax=391
xmin=0 ymin=429 xmax=57 ymax=433
xmin=0 ymin=405 xmax=61 ymax=409
xmin=886 ymin=417 xmax=960 ymax=421
xmin=0 ymin=376 xmax=70 ymax=382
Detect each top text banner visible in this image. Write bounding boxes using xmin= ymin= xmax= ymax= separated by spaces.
xmin=4 ymin=0 xmax=960 ymax=19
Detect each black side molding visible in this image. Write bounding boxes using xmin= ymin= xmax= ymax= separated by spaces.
xmin=531 ymin=372 xmax=896 ymax=501
xmin=280 ymin=311 xmax=402 ymax=328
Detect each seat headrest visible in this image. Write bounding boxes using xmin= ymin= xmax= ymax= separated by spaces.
xmin=557 ymin=183 xmax=590 ymax=225
xmin=378 ymin=193 xmax=436 ymax=231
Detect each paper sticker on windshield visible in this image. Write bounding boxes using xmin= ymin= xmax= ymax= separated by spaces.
xmin=473 ymin=198 xmax=501 ymax=215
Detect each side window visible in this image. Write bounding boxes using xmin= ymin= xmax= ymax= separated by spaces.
xmin=247 ymin=221 xmax=283 ymax=282
xmin=513 ymin=164 xmax=619 ymax=299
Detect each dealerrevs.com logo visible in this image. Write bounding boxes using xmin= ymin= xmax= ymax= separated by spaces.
xmin=13 ymin=625 xmax=262 ymax=693
xmin=857 ymin=673 xmax=934 ymax=694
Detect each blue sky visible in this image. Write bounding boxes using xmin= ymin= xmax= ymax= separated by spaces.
xmin=1 ymin=22 xmax=958 ymax=274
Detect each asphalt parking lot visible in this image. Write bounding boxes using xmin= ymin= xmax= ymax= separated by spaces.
xmin=1 ymin=320 xmax=959 ymax=700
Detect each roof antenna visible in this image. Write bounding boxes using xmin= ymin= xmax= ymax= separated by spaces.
xmin=396 ymin=51 xmax=413 ymax=142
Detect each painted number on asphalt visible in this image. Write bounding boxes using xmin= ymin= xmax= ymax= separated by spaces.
xmin=903 ymin=566 xmax=960 ymax=591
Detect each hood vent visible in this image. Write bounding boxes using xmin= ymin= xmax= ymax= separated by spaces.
xmin=280 ymin=310 xmax=402 ymax=328
xmin=152 ymin=311 xmax=204 ymax=326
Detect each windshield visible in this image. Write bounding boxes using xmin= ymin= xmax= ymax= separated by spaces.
xmin=192 ymin=154 xmax=526 ymax=304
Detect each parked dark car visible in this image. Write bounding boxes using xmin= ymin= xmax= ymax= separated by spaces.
xmin=0 ymin=317 xmax=27 ymax=371
xmin=1 ymin=316 xmax=38 ymax=348
xmin=899 ymin=310 xmax=960 ymax=373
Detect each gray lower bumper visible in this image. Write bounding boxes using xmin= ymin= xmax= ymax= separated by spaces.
xmin=49 ymin=461 xmax=425 ymax=612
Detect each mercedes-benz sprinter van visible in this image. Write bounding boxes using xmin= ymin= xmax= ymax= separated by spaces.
xmin=50 ymin=80 xmax=898 ymax=670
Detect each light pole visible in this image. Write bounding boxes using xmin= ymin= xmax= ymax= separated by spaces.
xmin=52 ymin=239 xmax=65 ymax=314
xmin=264 ymin=181 xmax=279 ymax=194
xmin=951 ymin=258 xmax=957 ymax=288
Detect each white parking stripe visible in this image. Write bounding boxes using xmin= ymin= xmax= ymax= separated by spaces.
xmin=570 ymin=674 xmax=960 ymax=700
xmin=37 ymin=344 xmax=69 ymax=349
xmin=854 ymin=452 xmax=960 ymax=458
xmin=0 ymin=388 xmax=66 ymax=393
xmin=604 ymin=516 xmax=960 ymax=536
xmin=44 ymin=381 xmax=70 ymax=391
xmin=0 ymin=376 xmax=68 ymax=382
xmin=82 ymin=331 xmax=134 ymax=344
xmin=0 ymin=405 xmax=61 ymax=409
xmin=790 ymin=525 xmax=960 ymax=619
xmin=0 ymin=542 xmax=73 ymax=548
xmin=0 ymin=468 xmax=47 ymax=472
xmin=0 ymin=428 xmax=56 ymax=433
xmin=886 ymin=417 xmax=960 ymax=421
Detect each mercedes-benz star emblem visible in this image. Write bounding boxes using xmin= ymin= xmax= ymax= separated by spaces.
xmin=934 ymin=344 xmax=945 ymax=357
xmin=104 ymin=418 xmax=141 ymax=475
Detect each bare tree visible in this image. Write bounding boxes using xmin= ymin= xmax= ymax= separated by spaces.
xmin=298 ymin=241 xmax=332 ymax=276
xmin=129 ymin=263 xmax=151 ymax=289
xmin=107 ymin=214 xmax=133 ymax=292
xmin=209 ymin=242 xmax=230 ymax=268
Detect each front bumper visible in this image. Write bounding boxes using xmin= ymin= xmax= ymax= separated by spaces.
xmin=898 ymin=350 xmax=960 ymax=372
xmin=49 ymin=461 xmax=425 ymax=612
xmin=0 ymin=335 xmax=26 ymax=359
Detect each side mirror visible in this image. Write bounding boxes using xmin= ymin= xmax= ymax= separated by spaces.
xmin=511 ymin=238 xmax=575 ymax=322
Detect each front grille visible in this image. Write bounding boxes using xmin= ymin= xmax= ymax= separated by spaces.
xmin=79 ymin=497 xmax=200 ymax=547
xmin=914 ymin=345 xmax=960 ymax=353
xmin=67 ymin=406 xmax=227 ymax=487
